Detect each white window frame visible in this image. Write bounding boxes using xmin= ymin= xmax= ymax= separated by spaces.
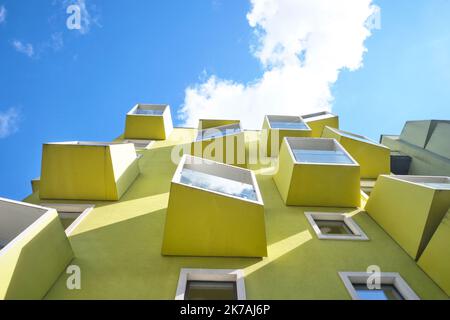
xmin=285 ymin=137 xmax=359 ymax=166
xmin=174 ymin=155 xmax=263 ymax=205
xmin=175 ymin=268 xmax=246 ymax=300
xmin=305 ymin=212 xmax=369 ymax=241
xmin=339 ymin=272 xmax=420 ymax=300
xmin=41 ymin=203 xmax=95 ymax=236
xmin=266 ymin=115 xmax=311 ymax=131
xmin=0 ymin=198 xmax=50 ymax=255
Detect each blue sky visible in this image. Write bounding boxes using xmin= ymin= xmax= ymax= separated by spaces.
xmin=0 ymin=0 xmax=449 ymax=200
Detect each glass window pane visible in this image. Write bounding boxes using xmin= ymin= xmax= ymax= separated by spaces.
xmin=270 ymin=121 xmax=309 ymax=130
xmin=293 ymin=149 xmax=353 ymax=164
xmin=353 ymin=284 xmax=404 ymax=300
xmin=180 ymin=168 xmax=257 ymax=201
xmin=197 ymin=125 xmax=241 ymax=141
xmin=315 ymin=220 xmax=353 ymax=235
xmin=135 ymin=108 xmax=164 ymax=115
xmin=185 ymin=281 xmax=237 ymax=300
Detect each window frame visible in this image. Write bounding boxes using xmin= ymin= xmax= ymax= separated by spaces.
xmin=174 ymin=155 xmax=263 ymax=205
xmin=339 ymin=272 xmax=420 ymax=300
xmin=285 ymin=137 xmax=359 ymax=167
xmin=305 ymin=212 xmax=369 ymax=241
xmin=266 ymin=115 xmax=311 ymax=131
xmin=41 ymin=203 xmax=95 ymax=235
xmin=175 ymin=268 xmax=246 ymax=300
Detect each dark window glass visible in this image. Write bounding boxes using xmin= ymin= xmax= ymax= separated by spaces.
xmin=185 ymin=281 xmax=237 ymax=300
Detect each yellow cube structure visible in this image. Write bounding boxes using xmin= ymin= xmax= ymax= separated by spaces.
xmin=162 ymin=155 xmax=267 ymax=257
xmin=124 ymin=104 xmax=173 ymax=140
xmin=302 ymin=111 xmax=339 ymax=137
xmin=418 ymin=209 xmax=450 ymax=296
xmin=322 ymin=126 xmax=391 ymax=179
xmin=190 ymin=119 xmax=246 ymax=167
xmin=0 ymin=198 xmax=74 ymax=299
xmin=365 ymin=175 xmax=450 ymax=260
xmin=261 ymin=115 xmax=312 ymax=157
xmin=40 ymin=141 xmax=140 ymax=201
xmin=273 ymin=137 xmax=361 ymax=207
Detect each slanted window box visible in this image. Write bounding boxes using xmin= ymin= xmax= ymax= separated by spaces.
xmin=0 ymin=197 xmax=73 ymax=299
xmin=301 ymin=111 xmax=339 ymax=137
xmin=273 ymin=137 xmax=361 ymax=207
xmin=418 ymin=209 xmax=450 ymax=296
xmin=366 ymin=175 xmax=450 ymax=260
xmin=40 ymin=141 xmax=140 ymax=201
xmin=261 ymin=115 xmax=312 ymax=157
xmin=124 ymin=104 xmax=173 ymax=140
xmin=191 ymin=119 xmax=246 ymax=168
xmin=322 ymin=126 xmax=390 ymax=179
xmin=162 ymin=154 xmax=267 ymax=257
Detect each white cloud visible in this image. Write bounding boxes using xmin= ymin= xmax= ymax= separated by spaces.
xmin=0 ymin=5 xmax=6 ymax=24
xmin=180 ymin=0 xmax=377 ymax=129
xmin=0 ymin=107 xmax=20 ymax=139
xmin=12 ymin=40 xmax=34 ymax=57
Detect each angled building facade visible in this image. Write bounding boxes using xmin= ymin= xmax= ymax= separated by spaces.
xmin=1 ymin=108 xmax=449 ymax=300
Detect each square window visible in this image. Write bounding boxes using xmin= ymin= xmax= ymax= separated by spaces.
xmin=175 ymin=269 xmax=246 ymax=300
xmin=196 ymin=123 xmax=242 ymax=141
xmin=339 ymin=272 xmax=419 ymax=300
xmin=175 ymin=156 xmax=262 ymax=203
xmin=179 ymin=168 xmax=257 ymax=201
xmin=267 ymin=115 xmax=310 ymax=130
xmin=41 ymin=204 xmax=94 ymax=235
xmin=286 ymin=138 xmax=357 ymax=165
xmin=305 ymin=212 xmax=369 ymax=240
xmin=131 ymin=104 xmax=166 ymax=116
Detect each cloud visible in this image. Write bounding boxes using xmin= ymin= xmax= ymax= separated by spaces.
xmin=0 ymin=5 xmax=6 ymax=24
xmin=180 ymin=0 xmax=377 ymax=129
xmin=45 ymin=32 xmax=64 ymax=51
xmin=12 ymin=40 xmax=34 ymax=57
xmin=0 ymin=107 xmax=20 ymax=138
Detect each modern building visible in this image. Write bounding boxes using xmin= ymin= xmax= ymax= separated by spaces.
xmin=0 ymin=108 xmax=449 ymax=300
xmin=381 ymin=120 xmax=450 ymax=176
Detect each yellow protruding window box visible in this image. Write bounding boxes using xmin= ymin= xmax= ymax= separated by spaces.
xmin=0 ymin=197 xmax=74 ymax=299
xmin=273 ymin=137 xmax=361 ymax=207
xmin=261 ymin=115 xmax=312 ymax=157
xmin=302 ymin=111 xmax=339 ymax=137
xmin=162 ymin=154 xmax=267 ymax=257
xmin=190 ymin=119 xmax=246 ymax=167
xmin=365 ymin=175 xmax=450 ymax=260
xmin=124 ymin=104 xmax=173 ymax=140
xmin=39 ymin=141 xmax=140 ymax=201
xmin=322 ymin=126 xmax=391 ymax=179
xmin=418 ymin=209 xmax=450 ymax=296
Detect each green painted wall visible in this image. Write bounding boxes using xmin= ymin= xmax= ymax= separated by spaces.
xmin=21 ymin=129 xmax=447 ymax=300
